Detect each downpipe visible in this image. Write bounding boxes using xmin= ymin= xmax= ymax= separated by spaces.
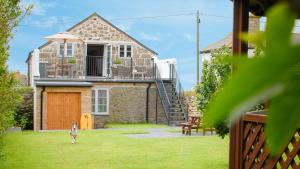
xmin=40 ymin=86 xmax=45 ymax=130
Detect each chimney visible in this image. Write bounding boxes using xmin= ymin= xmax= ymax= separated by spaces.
xmin=249 ymin=13 xmax=260 ymax=33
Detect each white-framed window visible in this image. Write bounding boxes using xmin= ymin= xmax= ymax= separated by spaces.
xmin=118 ymin=44 xmax=132 ymax=58
xmin=67 ymin=43 xmax=73 ymax=56
xmin=92 ymin=88 xmax=109 ymax=115
xmin=59 ymin=43 xmax=64 ymax=56
xmin=58 ymin=43 xmax=74 ymax=57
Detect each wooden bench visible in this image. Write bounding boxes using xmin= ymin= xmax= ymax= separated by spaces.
xmin=180 ymin=116 xmax=200 ymax=135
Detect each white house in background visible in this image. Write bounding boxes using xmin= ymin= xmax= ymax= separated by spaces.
xmin=201 ymin=13 xmax=300 ymax=63
xmin=201 ymin=13 xmax=260 ymax=62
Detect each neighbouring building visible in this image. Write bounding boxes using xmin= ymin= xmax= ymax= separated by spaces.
xmin=201 ymin=13 xmax=300 ymax=62
xmin=27 ymin=13 xmax=187 ymax=130
xmin=201 ymin=13 xmax=260 ymax=62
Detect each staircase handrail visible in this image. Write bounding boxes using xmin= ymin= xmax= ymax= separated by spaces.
xmin=171 ymin=65 xmax=188 ymax=121
xmin=154 ymin=64 xmax=171 ymax=124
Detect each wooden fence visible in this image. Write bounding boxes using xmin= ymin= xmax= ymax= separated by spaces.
xmin=231 ymin=112 xmax=300 ymax=169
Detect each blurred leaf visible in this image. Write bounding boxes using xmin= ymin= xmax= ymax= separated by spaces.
xmin=205 ymin=2 xmax=300 ymax=155
xmin=265 ymin=3 xmax=295 ymax=52
xmin=267 ymin=78 xmax=300 ymax=154
xmin=240 ymin=31 xmax=266 ymax=49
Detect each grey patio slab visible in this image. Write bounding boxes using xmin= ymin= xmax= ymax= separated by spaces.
xmin=125 ymin=128 xmax=215 ymax=139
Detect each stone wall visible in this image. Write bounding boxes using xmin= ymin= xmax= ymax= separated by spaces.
xmin=249 ymin=14 xmax=260 ymax=33
xmin=69 ymin=14 xmax=155 ymax=62
xmin=92 ymin=82 xmax=166 ymax=128
xmin=34 ymin=82 xmax=167 ymax=130
xmin=182 ymin=96 xmax=201 ymax=117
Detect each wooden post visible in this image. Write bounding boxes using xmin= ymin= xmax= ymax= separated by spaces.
xmin=230 ymin=0 xmax=249 ymax=169
xmin=196 ymin=11 xmax=200 ymax=84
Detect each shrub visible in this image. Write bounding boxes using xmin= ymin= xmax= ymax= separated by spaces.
xmin=15 ymin=91 xmax=33 ymax=130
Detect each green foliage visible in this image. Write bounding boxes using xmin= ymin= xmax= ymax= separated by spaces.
xmin=196 ymin=47 xmax=232 ymax=138
xmin=205 ymin=2 xmax=300 ymax=155
xmin=67 ymin=58 xmax=76 ymax=64
xmin=113 ymin=58 xmax=122 ymax=64
xmin=15 ymin=91 xmax=33 ymax=130
xmin=0 ymin=0 xmax=32 ymax=135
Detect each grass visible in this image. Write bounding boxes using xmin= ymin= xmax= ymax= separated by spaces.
xmin=0 ymin=124 xmax=229 ymax=169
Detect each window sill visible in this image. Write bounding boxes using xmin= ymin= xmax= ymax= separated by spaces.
xmin=57 ymin=56 xmax=74 ymax=58
xmin=91 ymin=113 xmax=109 ymax=116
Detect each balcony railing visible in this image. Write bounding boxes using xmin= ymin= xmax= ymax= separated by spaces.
xmin=38 ymin=56 xmax=155 ymax=80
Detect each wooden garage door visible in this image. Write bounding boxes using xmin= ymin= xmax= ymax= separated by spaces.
xmin=47 ymin=92 xmax=81 ymax=130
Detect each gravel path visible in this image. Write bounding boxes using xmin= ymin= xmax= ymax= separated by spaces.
xmin=125 ymin=127 xmax=215 ymax=139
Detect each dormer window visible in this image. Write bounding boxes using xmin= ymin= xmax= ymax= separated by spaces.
xmin=119 ymin=44 xmax=132 ymax=58
xmin=58 ymin=43 xmax=74 ymax=57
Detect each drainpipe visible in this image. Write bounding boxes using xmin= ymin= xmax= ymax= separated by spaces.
xmin=40 ymin=87 xmax=45 ymax=130
xmin=155 ymin=87 xmax=158 ymax=124
xmin=146 ymin=83 xmax=151 ymax=123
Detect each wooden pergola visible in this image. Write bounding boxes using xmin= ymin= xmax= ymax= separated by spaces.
xmin=230 ymin=0 xmax=300 ymax=169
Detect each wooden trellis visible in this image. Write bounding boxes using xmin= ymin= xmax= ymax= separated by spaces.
xmin=234 ymin=113 xmax=300 ymax=169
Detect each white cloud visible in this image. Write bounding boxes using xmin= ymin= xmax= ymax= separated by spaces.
xmin=116 ymin=24 xmax=132 ymax=32
xmin=58 ymin=16 xmax=73 ymax=31
xmin=22 ymin=0 xmax=57 ymax=16
xmin=29 ymin=16 xmax=58 ymax=28
xmin=139 ymin=32 xmax=161 ymax=41
xmin=184 ymin=33 xmax=195 ymax=42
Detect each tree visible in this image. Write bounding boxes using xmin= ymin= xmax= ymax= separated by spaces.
xmin=196 ymin=47 xmax=231 ymax=138
xmin=0 ymin=0 xmax=32 ymax=135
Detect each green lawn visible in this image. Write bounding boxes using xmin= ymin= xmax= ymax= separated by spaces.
xmin=0 ymin=124 xmax=229 ymax=169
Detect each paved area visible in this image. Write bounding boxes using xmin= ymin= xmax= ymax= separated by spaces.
xmin=38 ymin=127 xmax=215 ymax=139
xmin=125 ymin=127 xmax=215 ymax=139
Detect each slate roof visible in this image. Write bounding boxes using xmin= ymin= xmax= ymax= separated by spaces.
xmin=201 ymin=32 xmax=300 ymax=53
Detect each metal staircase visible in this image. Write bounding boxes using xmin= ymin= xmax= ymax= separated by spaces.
xmin=155 ymin=64 xmax=188 ymax=126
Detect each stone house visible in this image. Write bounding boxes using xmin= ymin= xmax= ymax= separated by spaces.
xmin=27 ymin=13 xmax=187 ymax=130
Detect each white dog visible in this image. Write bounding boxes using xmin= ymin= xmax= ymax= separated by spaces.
xmin=70 ymin=123 xmax=78 ymax=144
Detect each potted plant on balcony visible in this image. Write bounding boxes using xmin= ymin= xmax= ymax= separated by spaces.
xmin=113 ymin=58 xmax=121 ymax=64
xmin=68 ymin=57 xmax=76 ymax=64
xmin=112 ymin=58 xmax=121 ymax=68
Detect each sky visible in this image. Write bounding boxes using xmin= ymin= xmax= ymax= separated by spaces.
xmin=9 ymin=0 xmax=234 ymax=90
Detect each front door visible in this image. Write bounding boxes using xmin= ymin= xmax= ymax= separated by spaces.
xmin=86 ymin=44 xmax=104 ymax=77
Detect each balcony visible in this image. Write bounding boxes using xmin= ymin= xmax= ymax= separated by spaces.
xmin=38 ymin=56 xmax=156 ymax=81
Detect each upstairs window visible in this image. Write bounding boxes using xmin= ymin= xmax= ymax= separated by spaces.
xmin=59 ymin=43 xmax=64 ymax=56
xmin=58 ymin=43 xmax=73 ymax=57
xmin=67 ymin=43 xmax=73 ymax=57
xmin=119 ymin=45 xmax=125 ymax=58
xmin=126 ymin=45 xmax=132 ymax=57
xmin=119 ymin=44 xmax=132 ymax=58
